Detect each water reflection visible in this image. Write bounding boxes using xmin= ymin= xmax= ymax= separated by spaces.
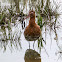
xmin=0 ymin=21 xmax=22 ymax=52
xmin=24 ymin=49 xmax=41 ymax=62
xmin=0 ymin=0 xmax=62 ymax=62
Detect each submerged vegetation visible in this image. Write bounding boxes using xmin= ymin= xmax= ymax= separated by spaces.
xmin=0 ymin=0 xmax=61 ymax=56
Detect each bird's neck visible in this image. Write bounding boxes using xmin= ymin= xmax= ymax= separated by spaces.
xmin=29 ymin=17 xmax=35 ymax=27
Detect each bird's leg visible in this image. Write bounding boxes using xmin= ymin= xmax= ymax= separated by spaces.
xmin=29 ymin=42 xmax=30 ymax=49
xmin=33 ymin=41 xmax=35 ymax=50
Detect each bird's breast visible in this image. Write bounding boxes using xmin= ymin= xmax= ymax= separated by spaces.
xmin=24 ymin=24 xmax=41 ymax=41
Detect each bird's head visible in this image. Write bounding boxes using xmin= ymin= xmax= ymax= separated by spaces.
xmin=24 ymin=10 xmax=35 ymax=20
xmin=29 ymin=10 xmax=35 ymax=18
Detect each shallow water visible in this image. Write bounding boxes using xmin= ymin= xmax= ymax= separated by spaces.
xmin=0 ymin=0 xmax=62 ymax=62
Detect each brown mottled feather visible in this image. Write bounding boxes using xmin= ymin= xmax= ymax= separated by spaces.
xmin=24 ymin=10 xmax=41 ymax=41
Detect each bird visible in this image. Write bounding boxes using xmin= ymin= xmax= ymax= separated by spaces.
xmin=24 ymin=10 xmax=41 ymax=49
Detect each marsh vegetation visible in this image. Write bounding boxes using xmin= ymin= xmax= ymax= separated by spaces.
xmin=0 ymin=0 xmax=62 ymax=62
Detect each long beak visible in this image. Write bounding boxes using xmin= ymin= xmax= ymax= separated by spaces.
xmin=24 ymin=14 xmax=30 ymax=20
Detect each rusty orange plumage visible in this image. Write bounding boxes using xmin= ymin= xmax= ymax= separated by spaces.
xmin=24 ymin=10 xmax=41 ymax=49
